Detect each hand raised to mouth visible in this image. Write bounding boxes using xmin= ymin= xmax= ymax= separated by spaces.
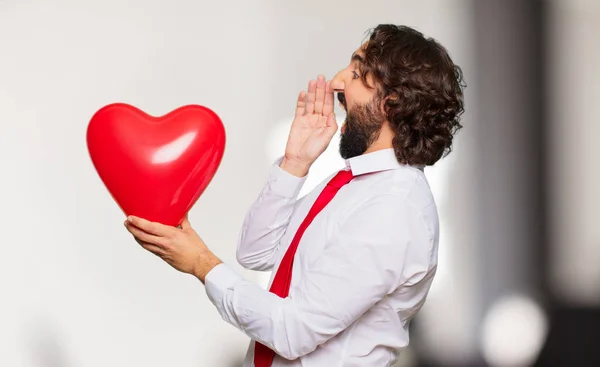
xmin=279 ymin=75 xmax=339 ymax=177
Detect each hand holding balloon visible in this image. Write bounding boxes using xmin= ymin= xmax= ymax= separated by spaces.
xmin=123 ymin=214 xmax=222 ymax=282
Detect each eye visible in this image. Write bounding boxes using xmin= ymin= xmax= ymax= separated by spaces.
xmin=351 ymin=70 xmax=360 ymax=79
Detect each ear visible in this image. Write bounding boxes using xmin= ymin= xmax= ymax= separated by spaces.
xmin=379 ymin=93 xmax=398 ymax=116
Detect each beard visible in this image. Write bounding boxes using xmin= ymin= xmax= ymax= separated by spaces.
xmin=338 ymin=96 xmax=385 ymax=159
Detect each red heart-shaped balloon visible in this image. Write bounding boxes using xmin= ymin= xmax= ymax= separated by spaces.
xmin=86 ymin=103 xmax=226 ymax=227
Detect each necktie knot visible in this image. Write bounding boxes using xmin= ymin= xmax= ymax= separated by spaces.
xmin=327 ymin=169 xmax=355 ymax=189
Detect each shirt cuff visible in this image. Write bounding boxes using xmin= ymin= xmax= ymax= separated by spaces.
xmin=204 ymin=263 xmax=244 ymax=307
xmin=267 ymin=156 xmax=307 ymax=198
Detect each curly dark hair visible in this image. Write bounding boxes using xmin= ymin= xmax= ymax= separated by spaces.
xmin=359 ymin=24 xmax=465 ymax=166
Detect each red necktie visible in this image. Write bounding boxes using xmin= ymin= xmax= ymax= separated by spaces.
xmin=254 ymin=169 xmax=355 ymax=367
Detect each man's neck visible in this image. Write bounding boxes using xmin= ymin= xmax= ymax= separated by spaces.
xmin=364 ymin=121 xmax=394 ymax=154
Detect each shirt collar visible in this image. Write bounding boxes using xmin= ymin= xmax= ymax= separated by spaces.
xmin=344 ymin=148 xmax=425 ymax=176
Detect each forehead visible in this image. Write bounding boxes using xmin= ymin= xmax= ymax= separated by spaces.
xmin=351 ymin=43 xmax=368 ymax=61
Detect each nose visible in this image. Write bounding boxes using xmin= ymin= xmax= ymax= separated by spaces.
xmin=331 ymin=69 xmax=347 ymax=92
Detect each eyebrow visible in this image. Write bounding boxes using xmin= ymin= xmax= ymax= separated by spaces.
xmin=351 ymin=52 xmax=364 ymax=63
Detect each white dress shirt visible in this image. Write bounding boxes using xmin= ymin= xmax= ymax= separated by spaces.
xmin=205 ymin=148 xmax=440 ymax=367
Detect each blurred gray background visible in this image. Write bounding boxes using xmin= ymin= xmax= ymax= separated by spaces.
xmin=0 ymin=0 xmax=598 ymax=366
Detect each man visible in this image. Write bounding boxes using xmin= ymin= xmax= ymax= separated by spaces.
xmin=124 ymin=24 xmax=465 ymax=366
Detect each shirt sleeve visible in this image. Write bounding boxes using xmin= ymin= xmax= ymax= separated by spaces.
xmin=205 ymin=193 xmax=432 ymax=360
xmin=235 ymin=157 xmax=308 ymax=271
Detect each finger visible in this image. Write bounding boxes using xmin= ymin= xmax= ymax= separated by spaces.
xmin=305 ymin=80 xmax=316 ymax=115
xmin=324 ymin=113 xmax=339 ymax=139
xmin=138 ymin=240 xmax=167 ymax=257
xmin=127 ymin=216 xmax=174 ymax=237
xmin=295 ymin=90 xmax=306 ymax=117
xmin=180 ymin=215 xmax=192 ymax=230
xmin=125 ymin=222 xmax=168 ymax=247
xmin=323 ymin=81 xmax=334 ymax=116
xmin=314 ymin=75 xmax=326 ymax=115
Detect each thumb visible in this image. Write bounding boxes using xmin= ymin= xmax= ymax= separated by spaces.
xmin=180 ymin=214 xmax=192 ymax=230
xmin=324 ymin=113 xmax=338 ymax=137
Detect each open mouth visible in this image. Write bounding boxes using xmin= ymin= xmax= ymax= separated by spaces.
xmin=337 ymin=92 xmax=347 ymax=111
